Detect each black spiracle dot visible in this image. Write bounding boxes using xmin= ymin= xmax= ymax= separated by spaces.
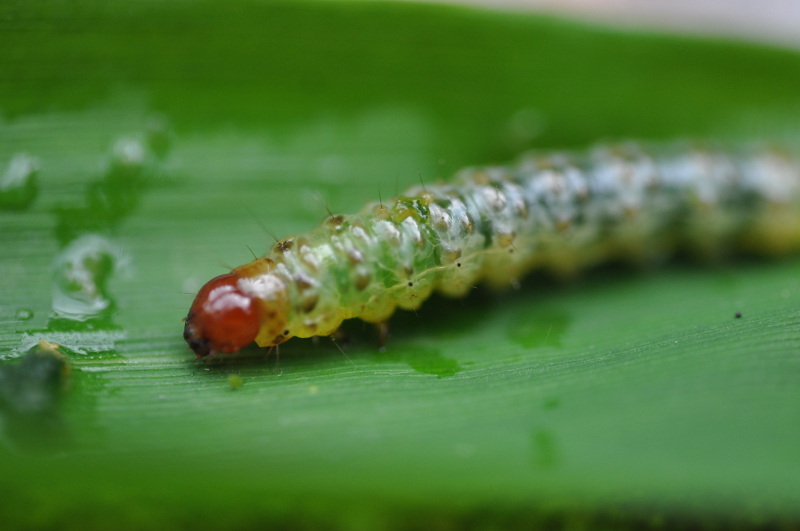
xmin=283 ymin=329 xmax=290 ymax=335
xmin=456 ymin=262 xmax=461 ymax=267
xmin=407 ymin=281 xmax=413 ymax=287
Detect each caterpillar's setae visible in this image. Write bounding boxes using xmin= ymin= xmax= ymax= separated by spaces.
xmin=184 ymin=142 xmax=800 ymax=357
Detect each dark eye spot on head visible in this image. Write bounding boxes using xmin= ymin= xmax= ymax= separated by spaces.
xmin=184 ymin=322 xmax=212 ymax=357
xmin=407 ymin=281 xmax=413 ymax=287
xmin=190 ymin=338 xmax=211 ymax=357
xmin=456 ymin=262 xmax=461 ymax=267
xmin=283 ymin=329 xmax=290 ymax=335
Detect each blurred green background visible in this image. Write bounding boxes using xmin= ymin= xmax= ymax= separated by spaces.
xmin=2 ymin=1 xmax=800 ymax=529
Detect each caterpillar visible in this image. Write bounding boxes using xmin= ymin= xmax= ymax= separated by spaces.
xmin=184 ymin=142 xmax=800 ymax=357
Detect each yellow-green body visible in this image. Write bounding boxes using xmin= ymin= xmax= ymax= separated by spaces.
xmin=241 ymin=143 xmax=800 ymax=347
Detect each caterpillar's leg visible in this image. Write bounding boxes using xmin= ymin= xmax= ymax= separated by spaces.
xmin=330 ymin=328 xmax=350 ymax=345
xmin=376 ymin=321 xmax=390 ymax=349
xmin=265 ymin=345 xmax=280 ymax=369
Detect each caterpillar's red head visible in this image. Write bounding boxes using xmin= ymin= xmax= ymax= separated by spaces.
xmin=184 ymin=260 xmax=289 ymax=357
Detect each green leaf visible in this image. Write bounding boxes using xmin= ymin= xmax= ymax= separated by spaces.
xmin=2 ymin=1 xmax=800 ymax=528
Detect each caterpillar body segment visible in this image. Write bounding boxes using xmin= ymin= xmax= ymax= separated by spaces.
xmin=184 ymin=143 xmax=800 ymax=357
